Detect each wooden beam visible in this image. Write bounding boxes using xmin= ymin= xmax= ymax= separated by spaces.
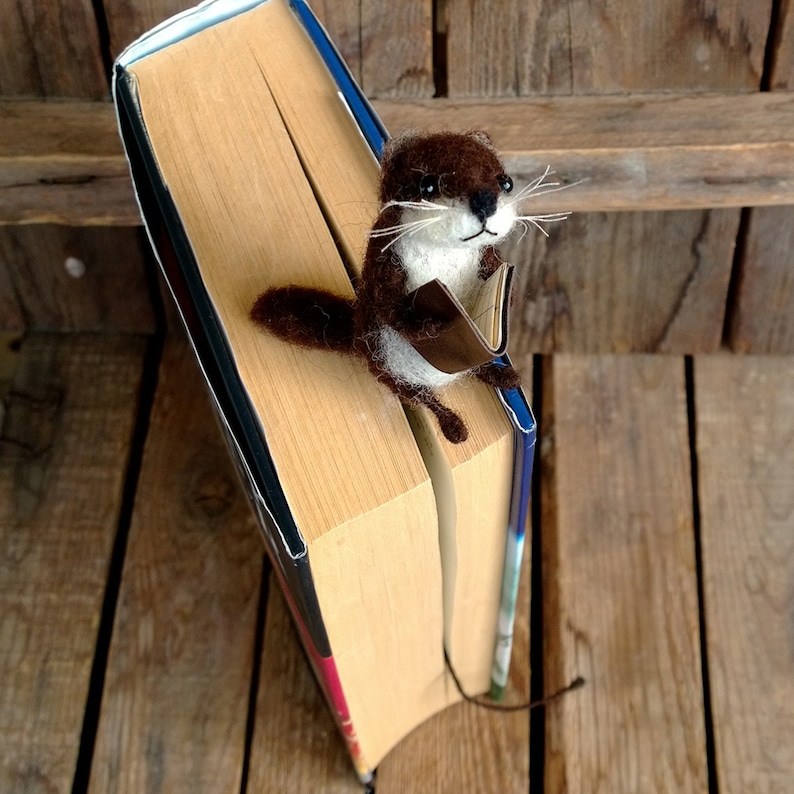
xmin=374 ymin=92 xmax=794 ymax=212
xmin=541 ymin=355 xmax=708 ymax=792
xmin=2 ymin=92 xmax=794 ymax=225
xmin=0 ymin=100 xmax=139 ymax=226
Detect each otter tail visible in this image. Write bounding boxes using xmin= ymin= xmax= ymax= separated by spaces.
xmin=250 ymin=286 xmax=355 ymax=353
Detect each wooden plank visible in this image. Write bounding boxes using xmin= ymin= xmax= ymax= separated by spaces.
xmin=0 ymin=1 xmax=108 ymax=98
xmin=728 ymin=4 xmax=794 ymax=354
xmin=729 ymin=206 xmax=794 ymax=353
xmin=0 ymin=333 xmax=146 ymax=793
xmin=445 ymin=0 xmax=772 ymax=97
xmin=694 ymin=355 xmax=794 ymax=793
xmin=769 ymin=0 xmax=794 ymax=89
xmin=542 ymin=355 xmax=707 ymax=792
xmin=360 ymin=0 xmax=433 ymax=98
xmin=4 ymin=93 xmax=794 ymax=226
xmin=0 ymin=224 xmax=155 ymax=333
xmin=376 ymin=93 xmax=794 ymax=212
xmin=445 ymin=2 xmax=768 ymax=355
xmin=0 ymin=100 xmax=139 ymax=226
xmin=88 ymin=331 xmax=264 ymax=793
xmin=506 ymin=209 xmax=738 ymax=354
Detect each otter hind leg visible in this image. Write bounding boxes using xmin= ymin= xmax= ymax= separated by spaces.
xmin=376 ymin=371 xmax=468 ymax=444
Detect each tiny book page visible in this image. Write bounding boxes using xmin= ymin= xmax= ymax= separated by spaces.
xmin=407 ymin=262 xmax=515 ymax=374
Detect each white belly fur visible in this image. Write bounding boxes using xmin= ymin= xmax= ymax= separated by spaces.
xmin=377 ymin=326 xmax=461 ymax=391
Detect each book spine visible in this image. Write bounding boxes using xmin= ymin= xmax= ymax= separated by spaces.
xmin=491 ymin=364 xmax=536 ymax=699
xmin=113 ymin=62 xmax=373 ymax=783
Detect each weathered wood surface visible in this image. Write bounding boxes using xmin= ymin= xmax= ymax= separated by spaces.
xmin=729 ymin=3 xmax=794 ymax=354
xmin=3 ymin=338 xmax=794 ymax=791
xmin=507 ymin=208 xmax=738 ymax=354
xmin=0 ymin=224 xmax=155 ymax=332
xmin=541 ymin=355 xmax=707 ymax=792
xmin=444 ymin=0 xmax=772 ymax=97
xmin=695 ymin=356 xmax=794 ymax=793
xmin=0 ymin=100 xmax=139 ymax=227
xmin=3 ymin=93 xmax=794 ymax=226
xmin=88 ymin=333 xmax=263 ymax=793
xmin=441 ymin=0 xmax=771 ymax=361
xmin=729 ymin=206 xmax=794 ymax=353
xmin=376 ymin=92 xmax=794 ymax=213
xmin=0 ymin=333 xmax=145 ymax=794
xmin=0 ymin=1 xmax=107 ymax=98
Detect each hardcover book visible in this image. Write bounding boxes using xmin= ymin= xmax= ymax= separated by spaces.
xmin=114 ymin=0 xmax=534 ymax=780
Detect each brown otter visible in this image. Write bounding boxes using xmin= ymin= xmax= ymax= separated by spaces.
xmin=250 ymin=130 xmax=559 ymax=443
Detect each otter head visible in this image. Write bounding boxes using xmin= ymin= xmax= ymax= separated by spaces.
xmin=379 ymin=130 xmax=517 ymax=248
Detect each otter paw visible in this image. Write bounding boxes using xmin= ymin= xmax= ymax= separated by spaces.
xmin=473 ymin=362 xmax=521 ymax=390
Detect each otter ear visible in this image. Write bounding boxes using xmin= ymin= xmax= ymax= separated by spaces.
xmin=467 ymin=129 xmax=496 ymax=150
xmin=382 ymin=129 xmax=423 ymax=162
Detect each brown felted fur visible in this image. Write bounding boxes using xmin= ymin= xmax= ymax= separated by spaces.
xmin=250 ymin=130 xmax=521 ymax=444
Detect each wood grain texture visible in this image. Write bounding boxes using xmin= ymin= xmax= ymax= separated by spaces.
xmin=4 ymin=93 xmax=794 ymax=226
xmin=542 ymin=355 xmax=707 ymax=793
xmin=376 ymin=92 xmax=794 ymax=212
xmin=729 ymin=206 xmax=794 ymax=353
xmin=445 ymin=1 xmax=771 ymax=355
xmin=445 ymin=0 xmax=772 ymax=97
xmin=728 ymin=3 xmax=794 ymax=354
xmin=507 ymin=209 xmax=738 ymax=354
xmin=88 ymin=332 xmax=264 ymax=794
xmin=0 ymin=0 xmax=107 ymax=98
xmin=0 ymin=224 xmax=155 ymax=332
xmin=0 ymin=333 xmax=145 ymax=794
xmin=770 ymin=0 xmax=794 ymax=89
xmin=695 ymin=356 xmax=794 ymax=793
xmin=0 ymin=99 xmax=140 ymax=226
xmin=360 ymin=0 xmax=433 ymax=98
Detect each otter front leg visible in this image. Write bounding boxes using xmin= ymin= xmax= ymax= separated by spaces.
xmin=377 ymin=371 xmax=468 ymax=443
xmin=473 ymin=360 xmax=521 ymax=390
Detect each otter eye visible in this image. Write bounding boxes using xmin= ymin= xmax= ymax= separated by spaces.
xmin=498 ymin=174 xmax=514 ymax=193
xmin=419 ymin=174 xmax=440 ymax=199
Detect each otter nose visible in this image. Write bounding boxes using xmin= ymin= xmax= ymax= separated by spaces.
xmin=470 ymin=189 xmax=497 ymax=222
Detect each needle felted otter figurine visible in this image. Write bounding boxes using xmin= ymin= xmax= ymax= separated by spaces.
xmin=251 ymin=130 xmax=552 ymax=443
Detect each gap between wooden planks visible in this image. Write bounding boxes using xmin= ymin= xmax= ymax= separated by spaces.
xmin=86 ymin=325 xmax=530 ymax=793
xmin=0 ymin=333 xmax=147 ymax=793
xmin=2 ymin=92 xmax=794 ymax=225
xmin=4 ymin=332 xmax=791 ymax=792
xmin=541 ymin=353 xmax=794 ymax=793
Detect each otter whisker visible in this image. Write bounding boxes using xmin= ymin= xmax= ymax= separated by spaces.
xmin=381 ymin=199 xmax=452 ymax=213
xmin=512 ymin=211 xmax=572 ymax=238
xmin=370 ymin=215 xmax=444 ymax=251
xmin=507 ymin=167 xmax=585 ymax=207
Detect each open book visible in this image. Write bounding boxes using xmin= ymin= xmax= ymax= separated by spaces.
xmin=114 ymin=0 xmax=534 ymax=780
xmin=408 ymin=262 xmax=515 ymax=374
